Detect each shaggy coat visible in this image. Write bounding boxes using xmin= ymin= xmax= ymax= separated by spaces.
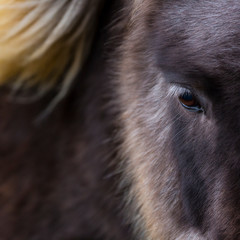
xmin=1 ymin=0 xmax=240 ymax=240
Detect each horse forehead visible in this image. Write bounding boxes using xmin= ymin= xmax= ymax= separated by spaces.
xmin=182 ymin=1 xmax=240 ymax=58
xmin=161 ymin=0 xmax=240 ymax=31
xmin=153 ymin=0 xmax=240 ymax=82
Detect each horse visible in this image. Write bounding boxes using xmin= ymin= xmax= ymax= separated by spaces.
xmin=1 ymin=0 xmax=240 ymax=239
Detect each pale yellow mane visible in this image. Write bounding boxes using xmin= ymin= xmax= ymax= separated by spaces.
xmin=0 ymin=0 xmax=104 ymax=98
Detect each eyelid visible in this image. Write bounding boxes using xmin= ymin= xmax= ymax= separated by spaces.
xmin=168 ymin=85 xmax=195 ymax=98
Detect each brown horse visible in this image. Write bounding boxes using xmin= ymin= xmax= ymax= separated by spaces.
xmin=1 ymin=0 xmax=240 ymax=239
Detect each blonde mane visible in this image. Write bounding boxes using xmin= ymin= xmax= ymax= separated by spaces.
xmin=0 ymin=0 xmax=104 ymax=101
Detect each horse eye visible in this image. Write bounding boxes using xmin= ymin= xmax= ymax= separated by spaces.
xmin=179 ymin=91 xmax=203 ymax=113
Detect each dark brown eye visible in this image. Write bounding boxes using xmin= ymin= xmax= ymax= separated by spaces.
xmin=179 ymin=91 xmax=203 ymax=113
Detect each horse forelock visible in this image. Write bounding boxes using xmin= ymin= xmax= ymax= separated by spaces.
xmin=0 ymin=0 xmax=104 ymax=98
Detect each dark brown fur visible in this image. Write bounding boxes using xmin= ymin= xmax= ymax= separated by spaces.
xmin=1 ymin=0 xmax=240 ymax=239
xmin=0 ymin=2 xmax=131 ymax=239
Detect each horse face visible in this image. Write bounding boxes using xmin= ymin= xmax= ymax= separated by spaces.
xmin=118 ymin=1 xmax=240 ymax=239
